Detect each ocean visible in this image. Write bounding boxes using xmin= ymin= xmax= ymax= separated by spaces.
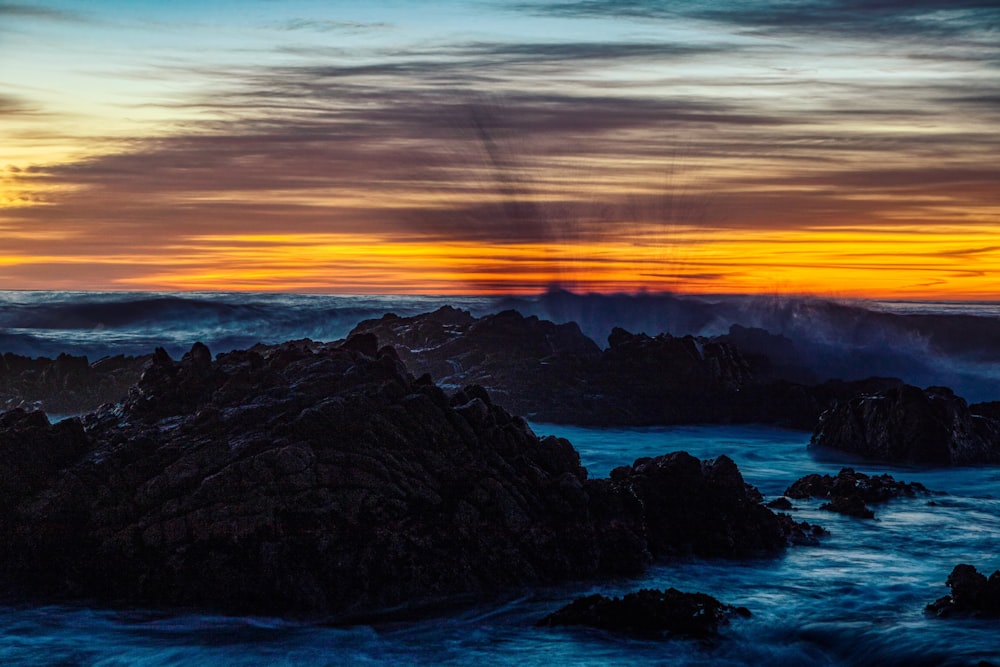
xmin=1 ymin=291 xmax=999 ymax=665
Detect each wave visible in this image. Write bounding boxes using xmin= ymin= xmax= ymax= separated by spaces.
xmin=505 ymin=289 xmax=1000 ymax=402
xmin=2 ymin=289 xmax=999 ymax=402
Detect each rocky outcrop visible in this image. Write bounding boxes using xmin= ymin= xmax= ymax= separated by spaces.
xmin=0 ymin=337 xmax=798 ymax=617
xmin=350 ymin=307 xmax=884 ymax=428
xmin=811 ymin=385 xmax=1000 ymax=465
xmin=0 ymin=351 xmax=147 ymax=415
xmin=537 ymin=588 xmax=751 ymax=638
xmin=926 ymin=564 xmax=1000 ymax=618
xmin=784 ymin=468 xmax=931 ymax=519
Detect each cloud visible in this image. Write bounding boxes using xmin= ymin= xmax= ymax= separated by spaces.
xmin=0 ymin=92 xmax=36 ymax=116
xmin=0 ymin=2 xmax=91 ymax=24
xmin=516 ymin=0 xmax=1000 ymax=41
xmin=270 ymin=18 xmax=391 ymax=33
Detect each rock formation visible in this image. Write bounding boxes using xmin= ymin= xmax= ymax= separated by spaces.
xmin=0 ymin=351 xmax=147 ymax=415
xmin=537 ymin=588 xmax=751 ymax=638
xmin=784 ymin=468 xmax=931 ymax=519
xmin=926 ymin=564 xmax=1000 ymax=618
xmin=811 ymin=385 xmax=1000 ymax=465
xmin=351 ymin=307 xmax=897 ymax=428
xmin=0 ymin=336 xmax=800 ymax=617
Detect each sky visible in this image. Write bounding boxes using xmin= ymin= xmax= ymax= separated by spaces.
xmin=1 ymin=0 xmax=999 ymax=297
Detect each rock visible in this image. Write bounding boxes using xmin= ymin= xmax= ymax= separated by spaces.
xmin=926 ymin=564 xmax=1000 ymax=617
xmin=766 ymin=496 xmax=793 ymax=510
xmin=784 ymin=468 xmax=931 ymax=519
xmin=537 ymin=588 xmax=751 ymax=638
xmin=594 ymin=453 xmax=789 ymax=559
xmin=350 ymin=308 xmax=921 ymax=429
xmin=0 ymin=351 xmax=148 ymax=415
xmin=0 ymin=339 xmax=796 ymax=617
xmin=775 ymin=514 xmax=828 ymax=546
xmin=811 ymin=385 xmax=1000 ymax=465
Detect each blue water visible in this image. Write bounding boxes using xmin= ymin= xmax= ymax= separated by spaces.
xmin=2 ymin=292 xmax=1000 ymax=664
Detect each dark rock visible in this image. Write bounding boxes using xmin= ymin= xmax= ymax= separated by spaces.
xmin=0 ymin=338 xmax=793 ymax=616
xmin=775 ymin=514 xmax=828 ymax=546
xmin=537 ymin=587 xmax=750 ymax=638
xmin=349 ymin=308 xmax=922 ymax=429
xmin=766 ymin=496 xmax=793 ymax=510
xmin=592 ymin=453 xmax=788 ymax=559
xmin=811 ymin=384 xmax=1000 ymax=465
xmin=926 ymin=564 xmax=1000 ymax=617
xmin=0 ymin=351 xmax=148 ymax=415
xmin=785 ymin=468 xmax=931 ymax=519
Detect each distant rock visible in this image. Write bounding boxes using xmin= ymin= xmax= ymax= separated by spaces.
xmin=926 ymin=564 xmax=1000 ymax=618
xmin=784 ymin=468 xmax=931 ymax=519
xmin=811 ymin=385 xmax=1000 ymax=465
xmin=0 ymin=351 xmax=148 ymax=415
xmin=350 ymin=307 xmax=893 ymax=428
xmin=537 ymin=587 xmax=751 ymax=638
xmin=0 ymin=337 xmax=800 ymax=617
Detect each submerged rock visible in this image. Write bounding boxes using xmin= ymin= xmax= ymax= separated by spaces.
xmin=926 ymin=564 xmax=1000 ymax=618
xmin=0 ymin=338 xmax=795 ymax=616
xmin=784 ymin=468 xmax=931 ymax=519
xmin=537 ymin=587 xmax=751 ymax=638
xmin=811 ymin=385 xmax=1000 ymax=465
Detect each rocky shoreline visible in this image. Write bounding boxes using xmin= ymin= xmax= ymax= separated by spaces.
xmin=0 ymin=336 xmax=804 ymax=617
xmin=2 ymin=305 xmax=1000 ymax=623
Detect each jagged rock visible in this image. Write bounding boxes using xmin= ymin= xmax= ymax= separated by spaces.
xmin=775 ymin=514 xmax=828 ymax=546
xmin=537 ymin=587 xmax=751 ymax=638
xmin=784 ymin=468 xmax=931 ymax=519
xmin=350 ymin=308 xmax=922 ymax=429
xmin=811 ymin=385 xmax=1000 ymax=465
xmin=0 ymin=339 xmax=795 ymax=617
xmin=766 ymin=497 xmax=793 ymax=510
xmin=0 ymin=351 xmax=148 ymax=415
xmin=926 ymin=564 xmax=1000 ymax=617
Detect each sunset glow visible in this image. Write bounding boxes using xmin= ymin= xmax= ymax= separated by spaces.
xmin=2 ymin=1 xmax=998 ymax=298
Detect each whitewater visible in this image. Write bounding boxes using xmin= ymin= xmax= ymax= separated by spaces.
xmin=1 ymin=291 xmax=999 ymax=665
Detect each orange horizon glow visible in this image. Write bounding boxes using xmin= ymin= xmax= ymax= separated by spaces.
xmin=2 ymin=226 xmax=995 ymax=300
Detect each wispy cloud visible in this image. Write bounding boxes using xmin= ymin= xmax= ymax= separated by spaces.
xmin=0 ymin=1 xmax=91 ymax=24
xmin=269 ymin=18 xmax=391 ymax=33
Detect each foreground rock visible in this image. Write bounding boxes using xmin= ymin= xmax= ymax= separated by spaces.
xmin=784 ymin=468 xmax=931 ymax=519
xmin=1 ymin=351 xmax=148 ymax=415
xmin=926 ymin=565 xmax=1000 ymax=617
xmin=0 ymin=337 xmax=795 ymax=616
xmin=350 ymin=307 xmax=901 ymax=428
xmin=537 ymin=588 xmax=750 ymax=638
xmin=811 ymin=385 xmax=1000 ymax=465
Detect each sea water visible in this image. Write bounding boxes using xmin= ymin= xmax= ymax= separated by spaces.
xmin=1 ymin=423 xmax=998 ymax=666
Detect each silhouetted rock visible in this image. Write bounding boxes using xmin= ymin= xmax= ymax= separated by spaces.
xmin=775 ymin=514 xmax=828 ymax=546
xmin=811 ymin=385 xmax=1000 ymax=465
xmin=926 ymin=564 xmax=1000 ymax=618
xmin=0 ymin=351 xmax=148 ymax=415
xmin=350 ymin=307 xmax=872 ymax=428
xmin=537 ymin=588 xmax=751 ymax=638
xmin=785 ymin=468 xmax=931 ymax=519
xmin=0 ymin=338 xmax=797 ymax=617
